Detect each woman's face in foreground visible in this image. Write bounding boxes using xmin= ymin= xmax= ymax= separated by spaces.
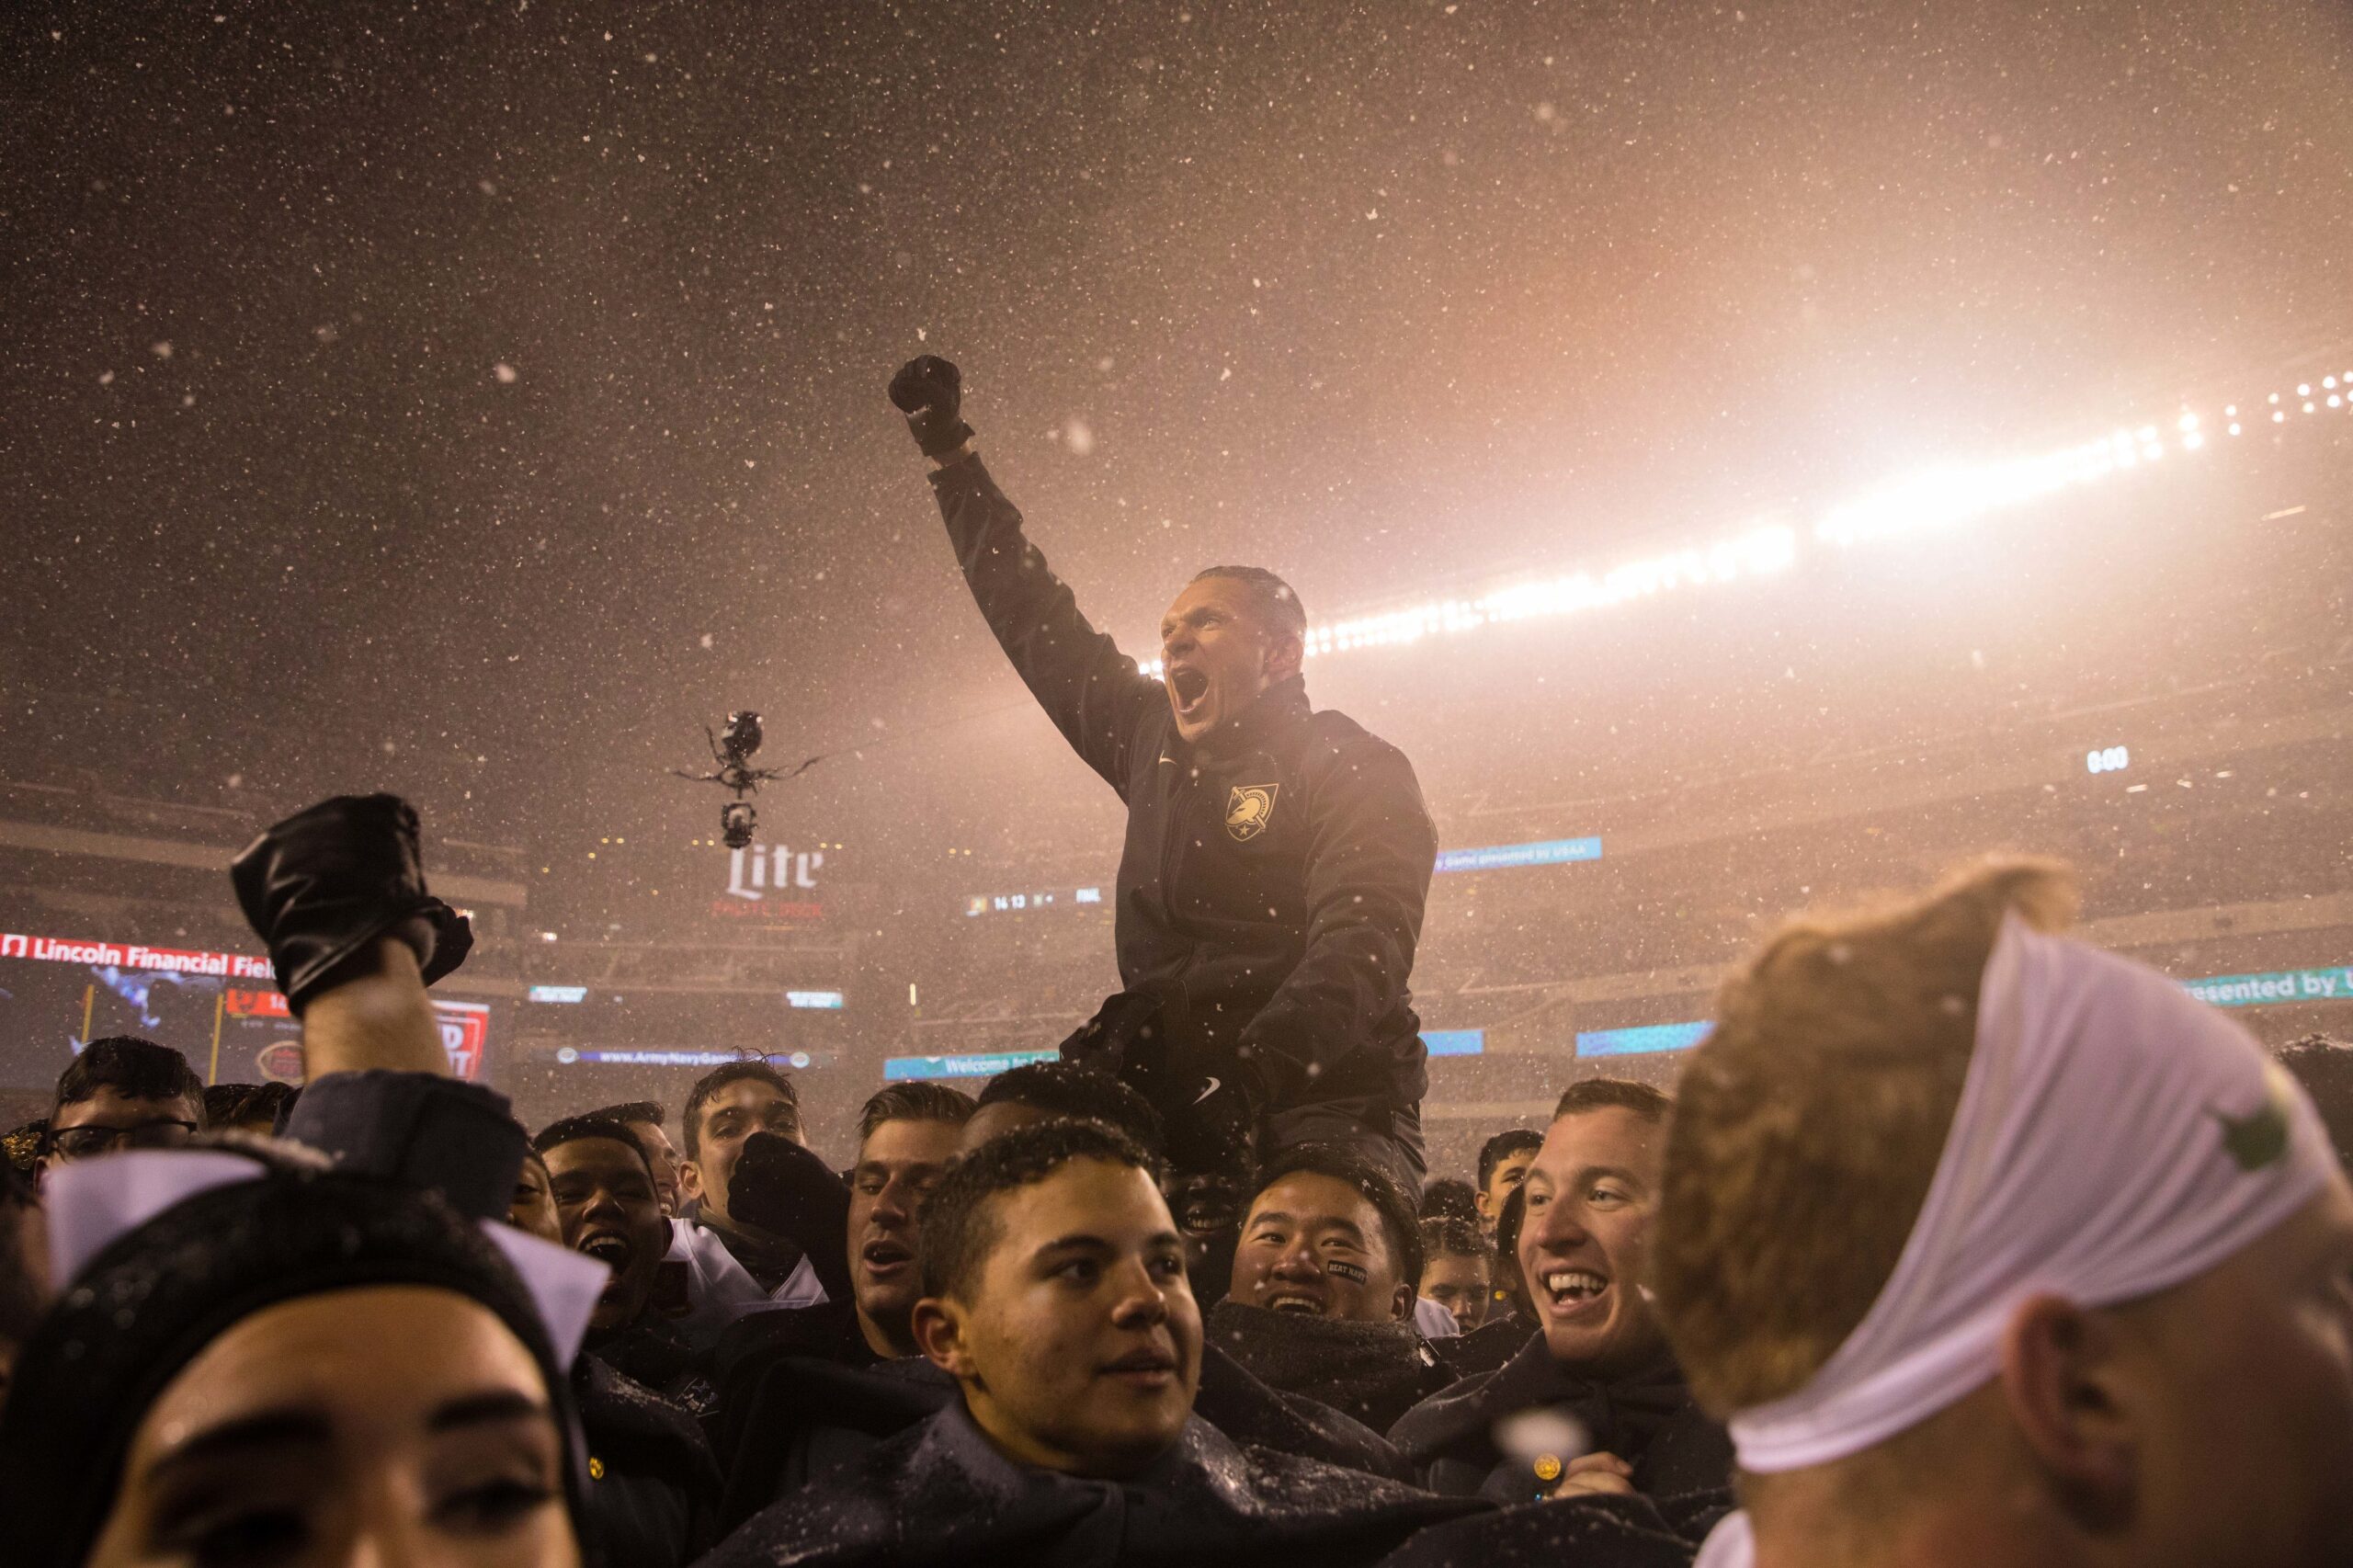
xmin=87 ymin=1283 xmax=580 ymax=1568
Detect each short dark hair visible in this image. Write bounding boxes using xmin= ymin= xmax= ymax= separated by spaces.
xmin=1419 ymin=1215 xmax=1490 ymax=1269
xmin=1251 ymin=1142 xmax=1424 ymax=1288
xmin=586 ymin=1099 xmax=665 ymax=1129
xmin=2278 ymin=1036 xmax=2353 ymax=1167
xmin=1552 ymin=1077 xmax=1673 ymax=1126
xmin=534 ymin=1114 xmax=654 ymax=1176
xmin=919 ymin=1119 xmax=1160 ymax=1301
xmin=1418 ymin=1176 xmax=1480 ymax=1223
xmin=858 ymin=1081 xmax=976 ymax=1145
xmin=681 ymin=1061 xmax=799 ymax=1158
xmin=203 ymin=1081 xmax=297 ymax=1131
xmin=1189 ymin=564 xmax=1306 ymax=641
xmin=977 ymin=1061 xmax=1165 ymax=1152
xmin=1476 ymin=1129 xmax=1544 ymax=1190
xmin=53 ymin=1038 xmax=205 ymax=1122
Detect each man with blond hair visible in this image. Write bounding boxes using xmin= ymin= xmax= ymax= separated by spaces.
xmin=1651 ymin=858 xmax=2353 ymax=1568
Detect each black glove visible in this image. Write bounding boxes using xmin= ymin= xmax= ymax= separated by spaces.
xmin=888 ymin=355 xmax=974 ymax=460
xmin=230 ymin=793 xmax=473 ymax=1013
xmin=726 ymin=1131 xmax=854 ymax=1303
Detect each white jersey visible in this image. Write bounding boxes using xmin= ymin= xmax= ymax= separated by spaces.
xmin=665 ymin=1215 xmax=829 ymax=1349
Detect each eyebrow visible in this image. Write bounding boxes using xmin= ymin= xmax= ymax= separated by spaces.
xmin=855 ymin=1158 xmax=944 ymax=1179
xmin=1245 ymin=1210 xmax=1367 ymax=1245
xmin=427 ymin=1390 xmax=552 ymax=1435
xmin=1031 ymin=1231 xmax=1185 ymax=1259
xmin=148 ymin=1410 xmax=332 ymax=1483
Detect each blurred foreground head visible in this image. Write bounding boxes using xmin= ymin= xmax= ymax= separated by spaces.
xmin=1654 ymin=858 xmax=2353 ymax=1568
xmin=911 ymin=1119 xmax=1199 ymax=1479
xmin=0 ymin=1150 xmax=595 ymax=1568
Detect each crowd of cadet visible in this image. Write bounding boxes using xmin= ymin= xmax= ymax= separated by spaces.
xmin=1 ymin=793 xmax=2350 ymax=1568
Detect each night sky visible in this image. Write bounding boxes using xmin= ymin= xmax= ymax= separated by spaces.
xmin=6 ymin=0 xmax=2350 ymax=930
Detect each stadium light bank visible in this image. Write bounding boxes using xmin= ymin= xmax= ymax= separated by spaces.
xmin=1137 ymin=367 xmax=2351 ymax=679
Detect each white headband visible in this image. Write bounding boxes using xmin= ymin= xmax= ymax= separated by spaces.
xmin=42 ymin=1149 xmax=609 ymax=1369
xmin=1698 ymin=915 xmax=2336 ymax=1568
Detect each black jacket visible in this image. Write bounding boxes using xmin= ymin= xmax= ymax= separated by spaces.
xmin=1387 ymin=1334 xmax=1733 ymax=1506
xmin=1371 ymin=1493 xmax=1723 ymax=1568
xmin=701 ymin=1400 xmax=1484 ymax=1568
xmin=1207 ymin=1300 xmax=1459 ymax=1436
xmin=573 ymin=1354 xmax=722 ymax=1568
xmin=717 ymin=1340 xmax=1416 ymax=1527
xmin=932 ymin=456 xmax=1438 ymax=1130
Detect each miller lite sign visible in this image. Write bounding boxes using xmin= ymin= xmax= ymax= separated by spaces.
xmin=714 ymin=843 xmax=825 ymax=923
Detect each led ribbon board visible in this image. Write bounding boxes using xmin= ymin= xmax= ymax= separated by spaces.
xmin=2182 ymin=966 xmax=2353 ymax=1008
xmin=1576 ymin=1021 xmax=1712 ymax=1057
xmin=1434 ymin=837 xmax=1603 ymax=874
xmin=884 ymin=1049 xmax=1061 ymax=1082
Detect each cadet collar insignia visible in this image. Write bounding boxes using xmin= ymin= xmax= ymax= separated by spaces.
xmin=2214 ymin=1061 xmax=2297 ymax=1173
xmin=1225 ymin=784 xmax=1279 ymax=841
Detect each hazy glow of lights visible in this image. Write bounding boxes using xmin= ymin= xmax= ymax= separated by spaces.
xmin=2298 ymin=383 xmax=2312 ymax=397
xmin=1815 ymin=433 xmax=2143 ymax=548
xmin=1130 ymin=370 xmax=2318 ymax=673
xmin=1304 ymin=521 xmax=1798 ymax=658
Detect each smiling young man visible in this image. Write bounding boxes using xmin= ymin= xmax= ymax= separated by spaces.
xmin=890 ymin=356 xmax=1439 ymax=1191
xmin=717 ymin=1087 xmax=1422 ymax=1517
xmin=1209 ymin=1143 xmax=1456 ymax=1432
xmin=704 ymin=1119 xmax=1480 ymax=1568
xmin=1388 ymin=1080 xmax=1732 ymax=1507
xmin=536 ymin=1115 xmax=722 ymax=1568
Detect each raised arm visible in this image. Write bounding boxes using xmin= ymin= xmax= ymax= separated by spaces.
xmin=891 ymin=356 xmax=1163 ymax=794
xmin=233 ymin=794 xmax=523 ymax=1220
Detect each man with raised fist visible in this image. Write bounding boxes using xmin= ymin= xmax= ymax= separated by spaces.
xmin=889 ymin=355 xmax=1439 ymax=1189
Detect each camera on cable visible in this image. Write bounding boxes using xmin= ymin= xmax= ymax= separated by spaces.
xmin=671 ymin=710 xmax=817 ymax=850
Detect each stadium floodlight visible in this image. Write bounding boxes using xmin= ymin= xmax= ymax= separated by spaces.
xmin=1815 ymin=437 xmax=2127 ymax=549
xmin=1131 ymin=365 xmax=2325 ymax=675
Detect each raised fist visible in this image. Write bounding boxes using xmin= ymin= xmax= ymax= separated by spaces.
xmin=230 ymin=793 xmax=473 ymax=1012
xmin=889 ymin=355 xmax=973 ymax=459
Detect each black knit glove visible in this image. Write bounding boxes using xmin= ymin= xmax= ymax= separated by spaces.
xmin=726 ymin=1131 xmax=853 ymax=1302
xmin=888 ymin=355 xmax=974 ymax=459
xmin=230 ymin=794 xmax=472 ymax=1013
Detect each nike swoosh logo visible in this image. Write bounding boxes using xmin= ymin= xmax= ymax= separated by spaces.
xmin=1193 ymin=1077 xmax=1222 ymax=1105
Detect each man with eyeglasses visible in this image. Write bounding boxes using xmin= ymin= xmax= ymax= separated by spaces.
xmin=39 ymin=1036 xmax=208 ymax=1171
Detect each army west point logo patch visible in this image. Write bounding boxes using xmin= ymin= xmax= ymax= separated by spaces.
xmin=1225 ymin=784 xmax=1279 ymax=841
